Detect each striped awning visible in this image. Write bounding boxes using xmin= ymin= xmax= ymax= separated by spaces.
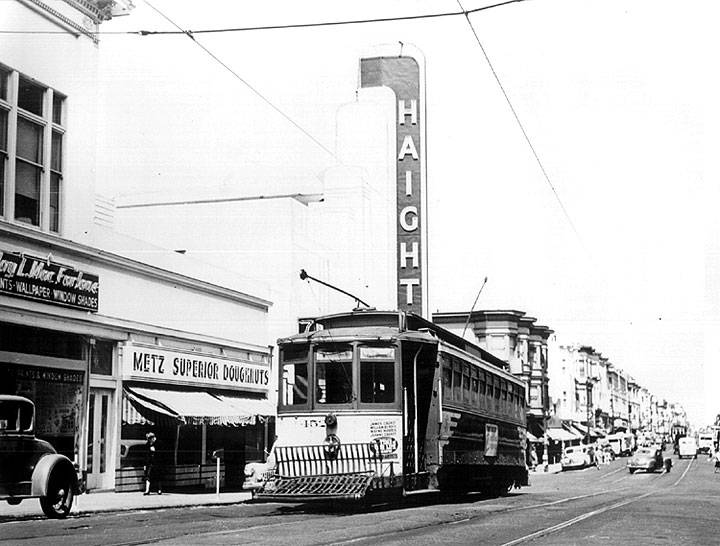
xmin=546 ymin=427 xmax=581 ymax=442
xmin=124 ymin=386 xmax=272 ymax=426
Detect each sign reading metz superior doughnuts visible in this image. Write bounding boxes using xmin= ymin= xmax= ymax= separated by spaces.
xmin=122 ymin=344 xmax=270 ymax=393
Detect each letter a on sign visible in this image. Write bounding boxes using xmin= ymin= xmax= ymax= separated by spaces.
xmin=360 ymin=50 xmax=427 ymax=317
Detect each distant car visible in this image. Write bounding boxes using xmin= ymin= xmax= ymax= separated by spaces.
xmin=698 ymin=434 xmax=714 ymax=454
xmin=561 ymin=445 xmax=594 ymax=471
xmin=627 ymin=447 xmax=664 ymax=473
xmin=678 ymin=437 xmax=698 ymax=459
xmin=0 ymin=395 xmax=80 ymax=518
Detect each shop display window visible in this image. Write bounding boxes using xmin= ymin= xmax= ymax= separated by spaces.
xmin=0 ymin=363 xmax=83 ymax=460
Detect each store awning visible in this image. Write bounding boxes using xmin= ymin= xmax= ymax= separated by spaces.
xmin=546 ymin=427 xmax=581 ymax=442
xmin=526 ymin=431 xmax=542 ymax=443
xmin=124 ymin=386 xmax=272 ymax=426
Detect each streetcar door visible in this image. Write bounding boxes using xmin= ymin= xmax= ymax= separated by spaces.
xmin=401 ymin=341 xmax=436 ymax=481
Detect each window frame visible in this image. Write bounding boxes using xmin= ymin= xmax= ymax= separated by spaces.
xmin=0 ymin=65 xmax=65 ymax=233
xmin=357 ymin=344 xmax=398 ymax=409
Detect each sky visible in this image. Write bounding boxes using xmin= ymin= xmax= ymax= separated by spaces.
xmin=95 ymin=0 xmax=718 ymax=426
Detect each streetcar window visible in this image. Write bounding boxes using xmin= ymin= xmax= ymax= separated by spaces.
xmin=462 ymin=372 xmax=471 ymax=403
xmin=485 ymin=374 xmax=493 ymax=397
xmin=360 ymin=361 xmax=395 ymax=403
xmin=471 ymin=376 xmax=479 ymax=401
xmin=316 ymin=344 xmax=353 ymax=405
xmin=282 ymin=344 xmax=308 ymax=361
xmin=443 ymin=366 xmax=451 ymax=390
xmin=494 ymin=378 xmax=501 ymax=399
xmin=281 ymin=362 xmax=308 ymax=406
xmin=453 ymin=367 xmax=462 ymax=401
xmin=479 ymin=372 xmax=486 ymax=397
xmin=501 ymin=380 xmax=508 ymax=400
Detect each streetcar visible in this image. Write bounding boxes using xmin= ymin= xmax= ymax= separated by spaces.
xmin=249 ymin=309 xmax=528 ymax=502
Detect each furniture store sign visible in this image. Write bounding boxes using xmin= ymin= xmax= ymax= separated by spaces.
xmin=0 ymin=249 xmax=99 ymax=311
xmin=122 ymin=344 xmax=270 ymax=393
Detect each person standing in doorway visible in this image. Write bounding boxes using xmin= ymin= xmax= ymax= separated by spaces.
xmin=143 ymin=432 xmax=162 ymax=495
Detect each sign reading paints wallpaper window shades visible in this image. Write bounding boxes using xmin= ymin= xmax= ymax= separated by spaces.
xmin=122 ymin=344 xmax=271 ymax=394
xmin=360 ymin=48 xmax=428 ymax=317
xmin=0 ymin=249 xmax=99 ymax=311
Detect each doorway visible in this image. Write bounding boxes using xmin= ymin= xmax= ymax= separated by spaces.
xmin=86 ymin=388 xmax=114 ymax=490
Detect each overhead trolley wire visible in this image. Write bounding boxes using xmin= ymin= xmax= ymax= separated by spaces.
xmin=0 ymin=1 xmax=529 ymax=36
xmin=143 ymin=0 xmax=337 ymax=160
xmin=456 ymin=0 xmax=586 ymax=248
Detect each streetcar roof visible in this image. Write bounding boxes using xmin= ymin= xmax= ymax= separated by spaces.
xmin=278 ymin=325 xmax=435 ymax=345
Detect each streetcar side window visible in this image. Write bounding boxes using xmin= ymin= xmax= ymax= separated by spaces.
xmin=316 ymin=344 xmax=353 ymax=405
xmin=479 ymin=372 xmax=487 ymax=408
xmin=360 ymin=346 xmax=395 ymax=404
xmin=281 ymin=362 xmax=308 ymax=406
xmin=471 ymin=369 xmax=479 ymax=405
xmin=453 ymin=361 xmax=462 ymax=401
xmin=462 ymin=365 xmax=471 ymax=404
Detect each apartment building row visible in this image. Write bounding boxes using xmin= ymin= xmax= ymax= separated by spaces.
xmin=549 ymin=343 xmax=688 ymax=438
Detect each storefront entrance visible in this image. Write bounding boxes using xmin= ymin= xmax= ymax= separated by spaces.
xmin=87 ymin=388 xmax=114 ymax=490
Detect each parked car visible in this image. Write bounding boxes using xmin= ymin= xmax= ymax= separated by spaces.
xmin=678 ymin=437 xmax=698 ymax=459
xmin=627 ymin=447 xmax=664 ymax=473
xmin=561 ymin=445 xmax=595 ymax=471
xmin=0 ymin=395 xmax=80 ymax=518
xmin=243 ymin=449 xmax=276 ymax=493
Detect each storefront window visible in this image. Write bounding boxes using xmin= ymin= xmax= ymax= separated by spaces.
xmin=91 ymin=340 xmax=114 ymax=375
xmin=0 ymin=363 xmax=83 ymax=460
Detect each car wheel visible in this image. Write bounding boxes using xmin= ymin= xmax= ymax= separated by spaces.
xmin=40 ymin=472 xmax=74 ymax=519
xmin=628 ymin=468 xmax=635 ymax=474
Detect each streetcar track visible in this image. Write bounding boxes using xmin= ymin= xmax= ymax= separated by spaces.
xmin=498 ymin=457 xmax=692 ymax=545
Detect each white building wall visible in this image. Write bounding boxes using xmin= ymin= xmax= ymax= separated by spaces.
xmin=1 ymin=1 xmax=99 ymax=245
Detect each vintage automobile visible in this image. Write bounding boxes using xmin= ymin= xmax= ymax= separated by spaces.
xmin=0 ymin=395 xmax=80 ymax=518
xmin=678 ymin=437 xmax=698 ymax=459
xmin=561 ymin=445 xmax=595 ymax=471
xmin=627 ymin=446 xmax=664 ymax=473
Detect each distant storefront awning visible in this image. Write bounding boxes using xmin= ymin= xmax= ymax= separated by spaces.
xmin=124 ymin=386 xmax=273 ymax=426
xmin=526 ymin=431 xmax=542 ymax=443
xmin=546 ymin=427 xmax=581 ymax=442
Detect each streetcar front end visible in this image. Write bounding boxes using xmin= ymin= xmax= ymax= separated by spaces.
xmin=254 ymin=330 xmax=404 ymax=502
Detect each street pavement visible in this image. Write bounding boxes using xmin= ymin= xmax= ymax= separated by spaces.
xmin=2 ymin=453 xmax=718 ymax=545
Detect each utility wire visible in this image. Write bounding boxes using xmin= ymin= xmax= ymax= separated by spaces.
xmin=0 ymin=1 xmax=528 ymax=36
xmin=143 ymin=0 xmax=336 ymax=159
xmin=456 ymin=0 xmax=585 ymax=247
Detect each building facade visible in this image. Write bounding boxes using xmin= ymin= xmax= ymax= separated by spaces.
xmin=1 ymin=0 xmax=273 ymax=492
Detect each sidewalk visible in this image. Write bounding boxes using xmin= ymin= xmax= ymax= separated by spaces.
xmin=0 ymin=489 xmax=253 ymax=520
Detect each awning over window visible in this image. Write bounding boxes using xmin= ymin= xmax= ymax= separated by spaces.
xmin=124 ymin=386 xmax=273 ymax=427
xmin=546 ymin=427 xmax=581 ymax=442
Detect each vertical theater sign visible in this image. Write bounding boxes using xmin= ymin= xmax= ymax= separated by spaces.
xmin=360 ymin=46 xmax=428 ymax=317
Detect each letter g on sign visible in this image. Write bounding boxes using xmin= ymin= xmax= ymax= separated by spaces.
xmin=399 ymin=206 xmax=418 ymax=231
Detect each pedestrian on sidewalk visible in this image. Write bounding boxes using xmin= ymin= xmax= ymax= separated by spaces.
xmin=143 ymin=432 xmax=162 ymax=495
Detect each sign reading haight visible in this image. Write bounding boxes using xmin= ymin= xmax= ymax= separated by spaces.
xmin=360 ymin=48 xmax=428 ymax=317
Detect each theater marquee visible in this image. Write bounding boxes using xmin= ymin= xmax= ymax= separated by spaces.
xmin=360 ymin=47 xmax=428 ymax=317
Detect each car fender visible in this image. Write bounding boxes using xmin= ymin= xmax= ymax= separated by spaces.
xmin=31 ymin=454 xmax=78 ymax=497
